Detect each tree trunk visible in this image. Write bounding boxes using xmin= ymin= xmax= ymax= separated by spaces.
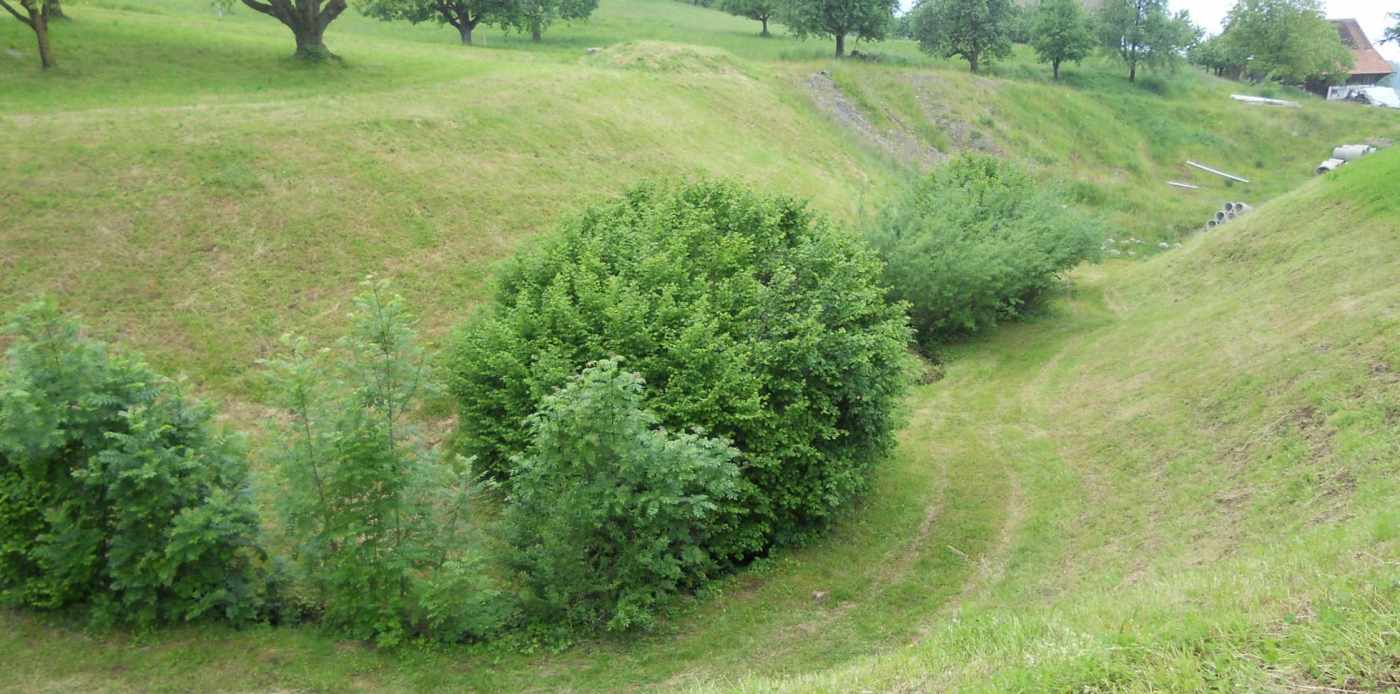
xmin=459 ymin=23 xmax=473 ymax=44
xmin=760 ymin=17 xmax=768 ymax=37
xmin=33 ymin=10 xmax=50 ymax=68
xmin=835 ymin=33 xmax=845 ymax=58
xmin=294 ymin=23 xmax=328 ymax=59
xmin=1053 ymin=60 xmax=1060 ymax=80
xmin=968 ymin=53 xmax=978 ymax=73
xmin=1129 ymin=61 xmax=1136 ymax=82
xmin=12 ymin=0 xmax=53 ymax=68
xmin=530 ymin=20 xmax=540 ymax=42
xmin=241 ymin=0 xmax=345 ymax=60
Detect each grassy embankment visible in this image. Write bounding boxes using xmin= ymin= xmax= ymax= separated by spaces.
xmin=2 ymin=0 xmax=1398 ymax=689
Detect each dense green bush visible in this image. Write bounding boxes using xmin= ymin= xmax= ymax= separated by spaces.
xmin=264 ymin=279 xmax=507 ymax=647
xmin=866 ymin=155 xmax=1103 ymax=347
xmin=448 ymin=179 xmax=912 ymax=558
xmin=0 ymin=301 xmax=263 ymax=627
xmin=507 ymin=359 xmax=739 ymax=632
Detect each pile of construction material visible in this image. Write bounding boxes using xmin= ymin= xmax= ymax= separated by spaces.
xmin=1203 ymin=201 xmax=1252 ymax=231
xmin=1317 ymin=144 xmax=1377 ymax=175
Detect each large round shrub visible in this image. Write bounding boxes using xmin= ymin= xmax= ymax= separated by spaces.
xmin=0 ymin=302 xmax=263 ymax=627
xmin=866 ymin=154 xmax=1103 ymax=347
xmin=447 ymin=179 xmax=912 ymax=557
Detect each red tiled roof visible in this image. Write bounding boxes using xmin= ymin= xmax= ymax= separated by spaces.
xmin=1331 ymin=18 xmax=1393 ymax=77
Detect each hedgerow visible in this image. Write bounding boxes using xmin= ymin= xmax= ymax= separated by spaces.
xmin=866 ymin=154 xmax=1103 ymax=347
xmin=447 ymin=179 xmax=912 ymax=559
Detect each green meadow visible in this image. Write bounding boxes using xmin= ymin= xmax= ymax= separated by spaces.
xmin=2 ymin=0 xmax=1398 ymax=689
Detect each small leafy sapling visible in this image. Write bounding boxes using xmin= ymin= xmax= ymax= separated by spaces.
xmin=506 ymin=359 xmax=741 ymax=632
xmin=264 ymin=278 xmax=501 ymax=646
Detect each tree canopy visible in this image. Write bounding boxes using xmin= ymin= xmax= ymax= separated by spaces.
xmin=911 ymin=0 xmax=1014 ymax=73
xmin=505 ymin=0 xmax=598 ymax=42
xmin=1387 ymin=12 xmax=1399 ymax=46
xmin=1031 ymin=0 xmax=1096 ymax=79
xmin=1098 ymin=0 xmax=1199 ymax=82
xmin=781 ymin=0 xmax=898 ymax=57
xmin=358 ymin=0 xmax=515 ymax=44
xmin=721 ymin=0 xmax=778 ymax=36
xmin=1218 ymin=0 xmax=1352 ymax=86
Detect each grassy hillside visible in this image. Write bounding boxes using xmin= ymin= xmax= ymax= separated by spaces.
xmin=726 ymin=145 xmax=1400 ymax=692
xmin=3 ymin=89 xmax=1396 ymax=694
xmin=3 ymin=0 xmax=1399 ymax=690
xmin=4 ymin=0 xmax=1396 ymax=406
xmin=818 ymin=57 xmax=1399 ymax=242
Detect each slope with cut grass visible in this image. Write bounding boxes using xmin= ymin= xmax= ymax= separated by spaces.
xmin=2 ymin=106 xmax=1394 ymax=694
xmin=2 ymin=0 xmax=1399 ymax=690
xmin=3 ymin=0 xmax=1395 ymax=405
xmin=727 ymin=146 xmax=1400 ymax=692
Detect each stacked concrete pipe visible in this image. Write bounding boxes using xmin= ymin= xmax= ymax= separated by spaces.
xmin=1204 ymin=202 xmax=1251 ymax=231
xmin=1318 ymin=144 xmax=1378 ymax=175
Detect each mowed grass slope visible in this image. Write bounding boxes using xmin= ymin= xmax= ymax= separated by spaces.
xmin=1 ymin=90 xmax=1395 ymax=694
xmin=1 ymin=0 xmax=900 ymax=399
xmin=728 ymin=147 xmax=1400 ymax=692
xmin=3 ymin=0 xmax=1396 ymax=403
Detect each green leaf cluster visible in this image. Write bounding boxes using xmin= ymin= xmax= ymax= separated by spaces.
xmin=0 ymin=301 xmax=263 ymax=627
xmin=1218 ymin=0 xmax=1353 ymax=86
xmin=1030 ymin=0 xmax=1096 ymax=79
xmin=506 ymin=359 xmax=740 ymax=632
xmin=780 ymin=0 xmax=898 ymax=54
xmin=911 ymin=0 xmax=1015 ymax=73
xmin=1098 ymin=0 xmax=1200 ymax=81
xmin=447 ymin=179 xmax=912 ymax=561
xmin=865 ymin=155 xmax=1103 ymax=348
xmin=264 ymin=279 xmax=506 ymax=647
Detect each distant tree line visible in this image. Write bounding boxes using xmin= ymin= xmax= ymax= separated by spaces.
xmin=358 ymin=0 xmax=598 ymax=46
xmin=3 ymin=0 xmax=1359 ymax=92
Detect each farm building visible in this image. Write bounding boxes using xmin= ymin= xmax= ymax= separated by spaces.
xmin=1330 ymin=18 xmax=1393 ymax=86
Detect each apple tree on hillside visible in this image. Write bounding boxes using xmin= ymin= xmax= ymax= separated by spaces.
xmin=236 ymin=0 xmax=349 ymax=59
xmin=721 ymin=0 xmax=779 ymax=37
xmin=358 ymin=0 xmax=514 ymax=44
xmin=1218 ymin=0 xmax=1351 ymax=86
xmin=506 ymin=0 xmax=598 ymax=42
xmin=1098 ymin=0 xmax=1199 ymax=82
xmin=1031 ymin=0 xmax=1096 ymax=80
xmin=1 ymin=0 xmax=56 ymax=68
xmin=782 ymin=0 xmax=897 ymax=57
xmin=911 ymin=0 xmax=1015 ymax=73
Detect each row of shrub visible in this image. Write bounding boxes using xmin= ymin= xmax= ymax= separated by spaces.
xmin=0 ymin=155 xmax=1102 ymax=643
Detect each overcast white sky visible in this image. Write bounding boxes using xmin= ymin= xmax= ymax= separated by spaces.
xmin=1175 ymin=0 xmax=1399 ymax=62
